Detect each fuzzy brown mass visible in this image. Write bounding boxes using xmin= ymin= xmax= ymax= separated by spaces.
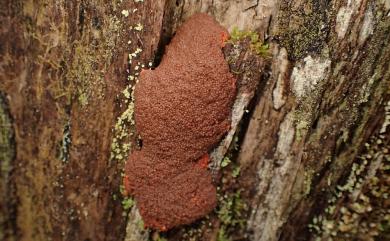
xmin=124 ymin=13 xmax=236 ymax=231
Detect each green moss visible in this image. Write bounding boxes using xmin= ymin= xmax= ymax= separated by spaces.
xmin=253 ymin=43 xmax=270 ymax=56
xmin=221 ymin=157 xmax=231 ymax=168
xmin=231 ymin=166 xmax=240 ymax=178
xmin=230 ymin=27 xmax=258 ymax=42
xmin=122 ymin=197 xmax=135 ymax=210
xmin=78 ymin=92 xmax=88 ymax=106
xmin=216 ymin=191 xmax=247 ymax=240
xmin=229 ymin=27 xmax=270 ymax=57
xmin=218 ymin=191 xmax=246 ymax=227
xmin=273 ymin=0 xmax=330 ymax=60
xmin=67 ymin=45 xmax=96 ymax=106
xmin=66 ymin=13 xmax=122 ymax=106
xmin=217 ymin=226 xmax=232 ymax=241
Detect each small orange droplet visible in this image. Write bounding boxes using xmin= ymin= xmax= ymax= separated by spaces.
xmin=231 ymin=78 xmax=236 ymax=89
xmin=123 ymin=175 xmax=131 ymax=196
xmin=196 ymin=153 xmax=210 ymax=169
xmin=220 ymin=32 xmax=229 ymax=47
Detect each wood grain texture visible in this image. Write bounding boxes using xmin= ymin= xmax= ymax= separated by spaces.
xmin=0 ymin=0 xmax=165 ymax=240
xmin=1 ymin=0 xmax=389 ymax=240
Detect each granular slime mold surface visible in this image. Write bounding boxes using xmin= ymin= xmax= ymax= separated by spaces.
xmin=124 ymin=13 xmax=236 ymax=231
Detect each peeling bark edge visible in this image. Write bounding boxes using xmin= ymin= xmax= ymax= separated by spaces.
xmin=210 ymin=41 xmax=268 ymax=178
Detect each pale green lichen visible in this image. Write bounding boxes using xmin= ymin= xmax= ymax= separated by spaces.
xmin=134 ymin=23 xmax=143 ymax=31
xmin=110 ymin=52 xmax=147 ymax=163
xmin=110 ymin=99 xmax=134 ymax=161
xmin=112 ymin=9 xmax=151 ymax=237
xmin=128 ymin=48 xmax=142 ymax=64
xmin=291 ymin=49 xmax=331 ymax=141
xmin=309 ymin=101 xmax=390 ymax=240
xmin=303 ymin=169 xmax=315 ymax=196
xmin=121 ymin=9 xmax=129 ymax=17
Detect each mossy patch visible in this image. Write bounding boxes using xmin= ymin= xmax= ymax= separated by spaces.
xmin=217 ymin=226 xmax=231 ymax=241
xmin=0 ymin=94 xmax=14 ymax=183
xmin=220 ymin=157 xmax=231 ymax=168
xmin=66 ymin=13 xmax=122 ymax=106
xmin=216 ymin=191 xmax=247 ymax=241
xmin=0 ymin=92 xmax=16 ymax=241
xmin=273 ymin=0 xmax=330 ymax=60
xmin=122 ymin=197 xmax=135 ymax=210
xmin=231 ymin=166 xmax=240 ymax=178
xmin=229 ymin=27 xmax=270 ymax=57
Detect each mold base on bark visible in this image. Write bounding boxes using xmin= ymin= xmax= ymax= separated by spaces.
xmin=125 ymin=13 xmax=236 ymax=231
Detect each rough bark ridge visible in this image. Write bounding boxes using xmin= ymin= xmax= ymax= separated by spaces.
xmin=1 ymin=0 xmax=165 ymax=240
xmin=0 ymin=0 xmax=389 ymax=241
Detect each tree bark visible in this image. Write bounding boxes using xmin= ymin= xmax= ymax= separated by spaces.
xmin=0 ymin=1 xmax=389 ymax=241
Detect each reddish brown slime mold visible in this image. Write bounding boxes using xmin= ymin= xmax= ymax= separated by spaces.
xmin=124 ymin=13 xmax=236 ymax=231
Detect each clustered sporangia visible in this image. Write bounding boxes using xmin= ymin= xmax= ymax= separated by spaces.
xmin=124 ymin=13 xmax=237 ymax=230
